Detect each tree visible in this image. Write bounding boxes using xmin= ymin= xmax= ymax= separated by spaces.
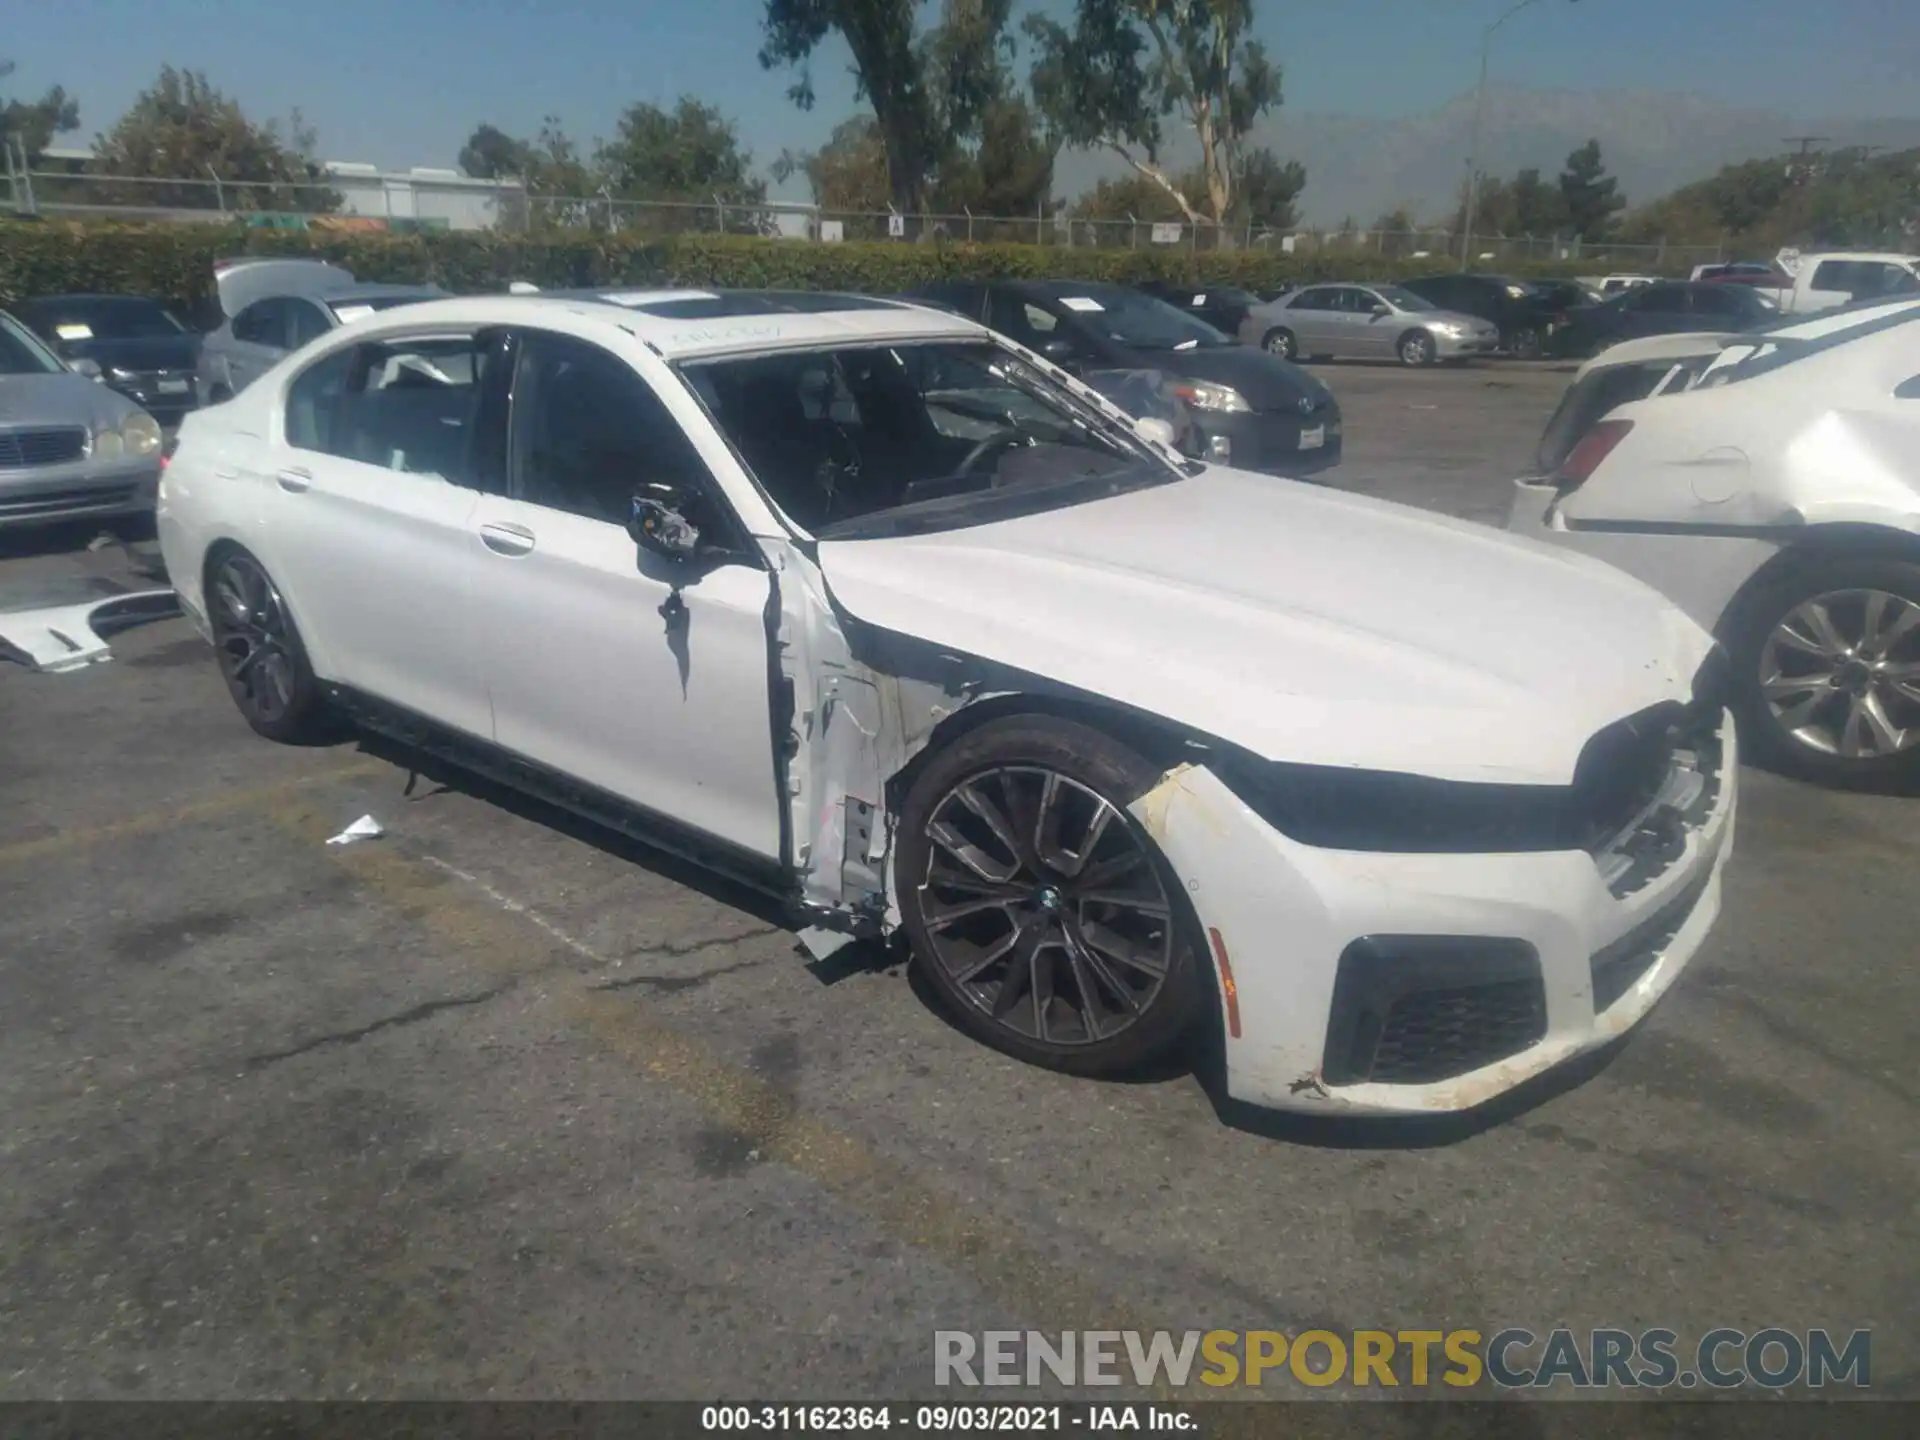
xmin=773 ymin=116 xmax=893 ymax=214
xmin=0 ymin=59 xmax=79 ymax=161
xmin=1026 ymin=0 xmax=1280 ymax=240
xmin=1559 ymin=138 xmax=1623 ymax=241
xmin=1508 ymin=166 xmax=1567 ymax=237
xmin=1232 ymin=147 xmax=1304 ymax=232
xmin=1069 ymin=170 xmax=1189 ymax=224
xmin=759 ymin=0 xmax=937 ymax=213
xmin=596 ymin=97 xmax=766 ymax=206
xmin=932 ymin=95 xmax=1054 ymax=216
xmin=458 ymin=123 xmax=530 ymax=180
xmin=92 ymin=67 xmax=333 ymax=212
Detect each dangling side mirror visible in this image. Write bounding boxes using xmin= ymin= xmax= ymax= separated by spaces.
xmin=627 ymin=482 xmax=701 ymax=563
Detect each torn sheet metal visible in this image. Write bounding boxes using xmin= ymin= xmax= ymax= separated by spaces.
xmin=0 ymin=576 xmax=180 ymax=674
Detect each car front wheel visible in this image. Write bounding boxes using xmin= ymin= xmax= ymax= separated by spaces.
xmin=1726 ymin=554 xmax=1920 ymax=786
xmin=1263 ymin=327 xmax=1297 ymax=360
xmin=1398 ymin=330 xmax=1437 ymax=366
xmin=895 ymin=714 xmax=1211 ymax=1078
xmin=1506 ymin=326 xmax=1543 ymax=359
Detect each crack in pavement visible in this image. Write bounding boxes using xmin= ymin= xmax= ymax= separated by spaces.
xmin=616 ymin=928 xmax=786 ymax=962
xmin=242 ymin=984 xmax=512 ymax=1070
xmin=591 ymin=956 xmax=773 ymax=994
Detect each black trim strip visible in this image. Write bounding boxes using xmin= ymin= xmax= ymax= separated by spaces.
xmin=327 ymin=685 xmax=793 ymax=904
xmin=1562 ymin=518 xmax=1801 ymax=539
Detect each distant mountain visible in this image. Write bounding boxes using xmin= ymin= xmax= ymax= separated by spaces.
xmin=1052 ymin=86 xmax=1920 ymax=228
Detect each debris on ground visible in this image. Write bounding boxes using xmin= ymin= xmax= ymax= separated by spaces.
xmin=325 ymin=815 xmax=386 ymax=846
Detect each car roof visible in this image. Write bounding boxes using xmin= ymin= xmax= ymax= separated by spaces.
xmin=339 ymin=288 xmax=982 ymax=361
xmin=13 ymin=293 xmax=169 ymax=306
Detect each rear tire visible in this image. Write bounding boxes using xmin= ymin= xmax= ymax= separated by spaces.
xmin=205 ymin=547 xmax=334 ymax=744
xmin=1398 ymin=330 xmax=1437 ymax=366
xmin=1507 ymin=326 xmax=1543 ymax=360
xmin=1262 ymin=327 xmax=1297 ymax=361
xmin=1722 ymin=553 xmax=1920 ymax=789
xmin=895 ymin=714 xmax=1211 ymax=1079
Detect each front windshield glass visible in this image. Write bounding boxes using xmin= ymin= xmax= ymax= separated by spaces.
xmin=0 ymin=314 xmax=65 ymax=375
xmin=16 ymin=296 xmax=186 ymax=341
xmin=1374 ymin=285 xmax=1436 ymax=312
xmin=1051 ymin=288 xmax=1232 ymax=351
xmin=682 ymin=339 xmax=1181 ymax=541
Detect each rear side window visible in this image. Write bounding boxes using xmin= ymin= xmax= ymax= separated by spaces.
xmin=285 ymin=335 xmax=488 ymax=485
xmin=232 ymin=299 xmax=287 ymax=347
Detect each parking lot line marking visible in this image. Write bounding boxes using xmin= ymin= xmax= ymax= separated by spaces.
xmin=0 ymin=758 xmax=392 ymax=869
xmin=273 ymin=804 xmax=1184 ymax=1389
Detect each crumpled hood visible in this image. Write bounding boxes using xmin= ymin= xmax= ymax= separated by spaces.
xmin=0 ymin=372 xmax=141 ymax=429
xmin=818 ymin=468 xmax=1715 ymax=785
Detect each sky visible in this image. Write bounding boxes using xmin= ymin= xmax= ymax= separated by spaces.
xmin=7 ymin=0 xmax=1918 ymax=197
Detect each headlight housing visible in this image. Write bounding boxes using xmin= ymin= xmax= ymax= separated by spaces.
xmin=1171 ymin=379 xmax=1251 ymax=414
xmin=1214 ymin=758 xmax=1569 ymax=853
xmin=122 ymin=411 xmax=163 ymax=457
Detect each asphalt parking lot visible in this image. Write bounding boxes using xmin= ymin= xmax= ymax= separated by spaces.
xmin=1 ymin=360 xmax=1915 ymax=1405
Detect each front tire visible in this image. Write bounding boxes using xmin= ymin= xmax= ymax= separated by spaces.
xmin=895 ymin=714 xmax=1210 ymax=1078
xmin=1724 ymin=554 xmax=1920 ymax=788
xmin=206 ymin=548 xmax=333 ymax=744
xmin=1507 ymin=326 xmax=1543 ymax=360
xmin=1398 ymin=330 xmax=1437 ymax=366
xmin=1262 ymin=327 xmax=1298 ymax=360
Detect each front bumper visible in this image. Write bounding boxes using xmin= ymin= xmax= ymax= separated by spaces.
xmin=1132 ymin=720 xmax=1738 ymax=1116
xmin=1433 ymin=330 xmax=1501 ymax=358
xmin=0 ymin=458 xmax=162 ymax=528
xmin=1193 ymin=408 xmax=1343 ymax=477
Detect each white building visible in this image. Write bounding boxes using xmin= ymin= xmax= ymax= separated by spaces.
xmin=320 ymin=162 xmax=525 ymax=230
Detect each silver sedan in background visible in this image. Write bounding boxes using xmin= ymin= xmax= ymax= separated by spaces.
xmin=1 ymin=310 xmax=164 ymax=530
xmin=1243 ymin=283 xmax=1499 ymax=366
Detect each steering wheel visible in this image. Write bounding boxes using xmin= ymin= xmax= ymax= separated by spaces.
xmin=956 ymin=428 xmax=1032 ymax=478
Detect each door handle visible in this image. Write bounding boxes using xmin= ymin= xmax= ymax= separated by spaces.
xmin=276 ymin=467 xmax=311 ymax=493
xmin=479 ymin=522 xmax=536 ymax=557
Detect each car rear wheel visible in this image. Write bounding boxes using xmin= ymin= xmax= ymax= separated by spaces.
xmin=1262 ymin=327 xmax=1297 ymax=360
xmin=207 ymin=548 xmax=333 ymax=744
xmin=895 ymin=715 xmax=1211 ymax=1078
xmin=1506 ymin=326 xmax=1543 ymax=360
xmin=1725 ymin=555 xmax=1920 ymax=787
xmin=1398 ymin=330 xmax=1437 ymax=366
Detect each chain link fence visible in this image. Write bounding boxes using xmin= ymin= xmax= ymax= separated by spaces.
xmin=4 ymin=165 xmax=1728 ymax=270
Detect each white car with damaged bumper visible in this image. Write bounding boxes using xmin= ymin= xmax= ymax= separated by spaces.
xmin=157 ymin=289 xmax=1736 ymax=1117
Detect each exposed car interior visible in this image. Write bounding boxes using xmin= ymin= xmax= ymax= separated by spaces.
xmin=683 ymin=341 xmax=1163 ymax=535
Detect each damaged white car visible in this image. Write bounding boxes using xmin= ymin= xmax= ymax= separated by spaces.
xmin=158 ymin=289 xmax=1736 ymax=1116
xmin=1511 ymin=297 xmax=1920 ymax=787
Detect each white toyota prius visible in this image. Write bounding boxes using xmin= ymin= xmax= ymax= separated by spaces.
xmin=158 ymin=288 xmax=1737 ymax=1117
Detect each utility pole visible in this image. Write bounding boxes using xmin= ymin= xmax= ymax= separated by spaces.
xmin=1460 ymin=0 xmax=1576 ymax=270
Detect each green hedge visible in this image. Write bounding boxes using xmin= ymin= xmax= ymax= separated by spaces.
xmin=0 ymin=218 xmax=1631 ymax=321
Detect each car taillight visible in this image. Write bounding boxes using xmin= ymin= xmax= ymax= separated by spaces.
xmin=1554 ymin=419 xmax=1633 ymax=492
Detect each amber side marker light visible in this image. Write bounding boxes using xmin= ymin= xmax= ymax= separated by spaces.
xmin=1207 ymin=927 xmax=1242 ymax=1039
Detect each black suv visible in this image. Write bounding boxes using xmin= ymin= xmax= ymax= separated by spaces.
xmin=12 ymin=294 xmax=202 ymax=432
xmin=1395 ymin=274 xmax=1561 ymax=358
xmin=1133 ymin=281 xmax=1265 ymax=341
xmin=912 ymin=279 xmax=1341 ymax=477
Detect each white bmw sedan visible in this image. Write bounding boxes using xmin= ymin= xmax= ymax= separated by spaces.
xmin=159 ymin=288 xmax=1737 ymax=1117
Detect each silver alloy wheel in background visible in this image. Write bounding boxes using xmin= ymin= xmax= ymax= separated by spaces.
xmin=211 ymin=553 xmax=297 ymax=724
xmin=1264 ymin=328 xmax=1296 ymax=360
xmin=916 ymin=766 xmax=1174 ymax=1047
xmin=1759 ymin=588 xmax=1920 ymax=759
xmin=1400 ymin=332 xmax=1434 ymax=366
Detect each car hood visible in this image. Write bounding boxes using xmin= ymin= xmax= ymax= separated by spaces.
xmin=0 ymin=372 xmax=141 ymax=429
xmin=214 ymin=258 xmax=357 ymax=318
xmin=818 ymin=468 xmax=1713 ymax=786
xmin=1136 ymin=343 xmax=1333 ymax=414
xmin=55 ymin=334 xmax=200 ymax=373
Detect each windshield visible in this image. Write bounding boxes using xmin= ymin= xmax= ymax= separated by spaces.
xmin=15 ymin=296 xmax=186 ymax=342
xmin=0 ymin=313 xmax=66 ymax=375
xmin=1049 ymin=288 xmax=1232 ymax=351
xmin=682 ymin=339 xmax=1182 ymax=541
xmin=1373 ymin=285 xmax=1436 ymax=312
